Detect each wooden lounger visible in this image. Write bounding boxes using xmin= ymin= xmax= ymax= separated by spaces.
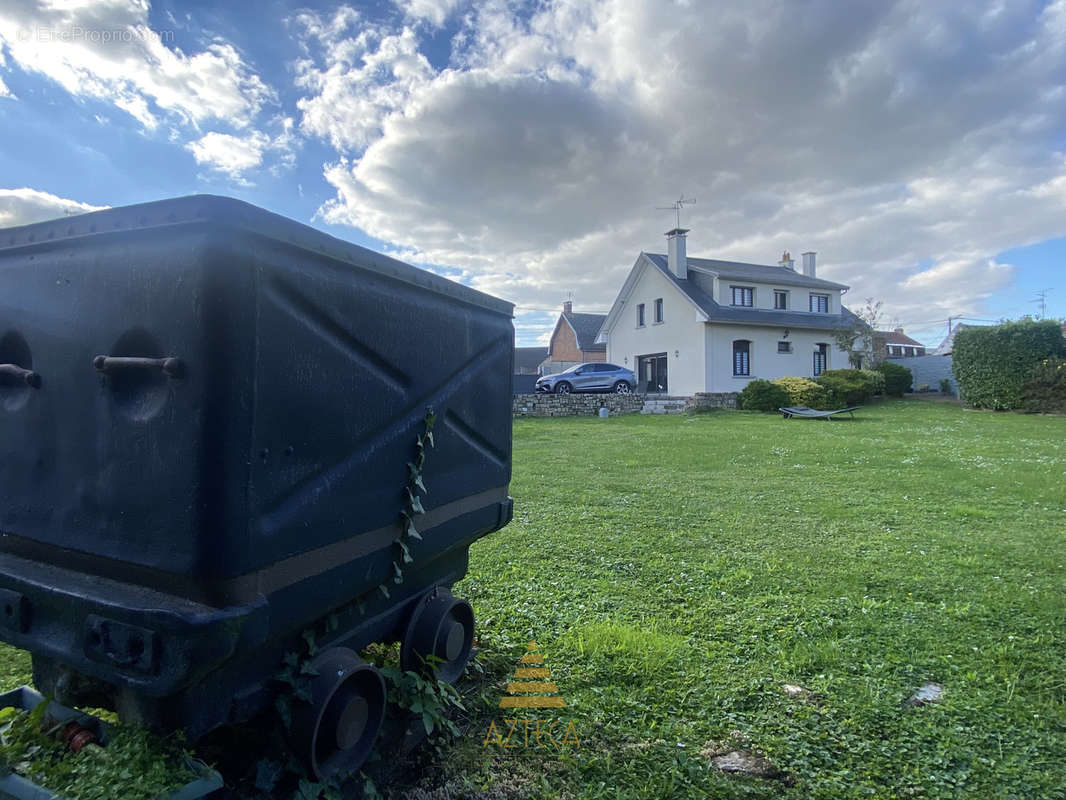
xmin=779 ymin=405 xmax=862 ymax=420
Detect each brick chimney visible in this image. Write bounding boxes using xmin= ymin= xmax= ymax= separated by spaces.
xmin=563 ymin=300 xmax=572 ymax=314
xmin=778 ymin=251 xmax=795 ymax=270
xmin=666 ymin=228 xmax=689 ymax=278
xmin=894 ymin=327 xmax=904 ymax=334
xmin=802 ymin=251 xmax=816 ymax=277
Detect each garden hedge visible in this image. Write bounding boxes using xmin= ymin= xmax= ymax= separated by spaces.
xmin=859 ymin=369 xmax=886 ymax=395
xmin=953 ymin=320 xmax=1066 ymax=409
xmin=1020 ymin=358 xmax=1066 ymax=413
xmin=816 ymin=369 xmax=878 ymax=406
xmin=876 ymin=361 xmax=913 ymax=396
xmin=738 ymin=379 xmax=791 ymax=411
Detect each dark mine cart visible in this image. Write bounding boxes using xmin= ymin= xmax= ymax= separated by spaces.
xmin=0 ymin=196 xmax=514 ymax=778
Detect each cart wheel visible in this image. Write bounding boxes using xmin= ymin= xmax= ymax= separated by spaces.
xmin=400 ymin=588 xmax=475 ymax=683
xmin=293 ymin=647 xmax=386 ymax=780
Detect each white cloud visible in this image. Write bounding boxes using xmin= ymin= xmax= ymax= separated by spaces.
xmin=0 ymin=42 xmax=10 ymax=97
xmin=295 ymin=1 xmax=1066 ymax=342
xmin=0 ymin=188 xmax=108 ymax=228
xmin=292 ymin=9 xmax=434 ymax=152
xmin=0 ymin=0 xmax=274 ymax=129
xmin=185 ymin=117 xmax=299 ymax=182
xmin=394 ymin=0 xmax=464 ymax=27
xmin=186 ymin=131 xmax=271 ymax=181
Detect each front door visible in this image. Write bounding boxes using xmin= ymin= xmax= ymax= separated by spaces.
xmin=637 ymin=353 xmax=668 ymax=394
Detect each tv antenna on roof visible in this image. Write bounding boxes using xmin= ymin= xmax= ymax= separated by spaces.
xmin=656 ymin=194 xmax=696 ymax=229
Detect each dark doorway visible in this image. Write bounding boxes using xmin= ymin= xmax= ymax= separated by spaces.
xmin=637 ymin=353 xmax=668 ymax=394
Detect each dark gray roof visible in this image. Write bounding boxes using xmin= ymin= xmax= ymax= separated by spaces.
xmin=565 ymin=311 xmax=607 ymax=351
xmin=648 ymin=253 xmax=849 ymax=291
xmin=876 ymin=329 xmax=924 ymax=347
xmin=644 ymin=254 xmax=859 ymax=331
xmin=514 ymin=346 xmax=547 ymax=372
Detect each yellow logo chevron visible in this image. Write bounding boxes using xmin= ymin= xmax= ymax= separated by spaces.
xmin=498 ymin=641 xmax=567 ymax=709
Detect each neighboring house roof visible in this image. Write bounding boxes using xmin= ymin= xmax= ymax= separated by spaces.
xmin=876 ymin=330 xmax=925 ymax=348
xmin=598 ymin=253 xmax=858 ymax=339
xmin=514 ymin=346 xmax=547 ymax=373
xmin=562 ymin=311 xmax=607 ymax=352
xmin=935 ymin=323 xmax=975 ymax=355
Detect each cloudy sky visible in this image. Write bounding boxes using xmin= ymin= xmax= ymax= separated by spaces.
xmin=1 ymin=0 xmax=1064 ymax=346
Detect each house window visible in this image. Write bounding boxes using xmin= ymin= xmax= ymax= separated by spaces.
xmin=731 ymin=286 xmax=754 ymax=307
xmin=637 ymin=303 xmax=645 ymax=327
xmin=777 ymin=341 xmax=792 ymax=353
xmin=774 ymin=291 xmax=788 ymax=310
xmin=654 ymin=298 xmax=664 ymax=323
xmin=810 ymin=294 xmax=829 ymax=313
xmin=733 ymin=340 xmax=751 ymax=376
xmin=813 ymin=343 xmax=828 ymax=376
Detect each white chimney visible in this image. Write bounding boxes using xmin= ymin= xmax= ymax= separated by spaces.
xmin=802 ymin=251 xmax=816 ymax=277
xmin=778 ymin=250 xmax=795 ymax=270
xmin=667 ymin=228 xmax=689 ymax=278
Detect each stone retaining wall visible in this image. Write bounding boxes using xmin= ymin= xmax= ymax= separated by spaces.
xmin=512 ymin=391 xmax=739 ymax=417
xmin=513 ymin=393 xmax=645 ymax=417
xmin=691 ymin=392 xmax=740 ymax=410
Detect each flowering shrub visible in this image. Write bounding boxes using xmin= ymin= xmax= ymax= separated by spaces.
xmin=772 ymin=376 xmax=831 ymax=409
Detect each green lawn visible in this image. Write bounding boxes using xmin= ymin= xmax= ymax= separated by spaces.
xmin=1 ymin=400 xmax=1063 ymax=799
xmin=433 ymin=400 xmax=1066 ymax=799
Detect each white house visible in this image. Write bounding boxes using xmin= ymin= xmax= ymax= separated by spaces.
xmin=595 ymin=229 xmax=859 ymax=396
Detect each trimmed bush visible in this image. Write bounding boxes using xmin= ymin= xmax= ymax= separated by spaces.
xmin=773 ymin=376 xmax=831 ymax=409
xmin=815 ymin=369 xmax=877 ymax=406
xmin=738 ymin=379 xmax=791 ymax=412
xmin=876 ymin=361 xmax=913 ymax=397
xmin=1020 ymin=358 xmax=1066 ymax=413
xmin=860 ymin=369 xmax=886 ymax=395
xmin=953 ymin=319 xmax=1066 ymax=409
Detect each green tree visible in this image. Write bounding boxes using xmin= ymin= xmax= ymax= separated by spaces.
xmin=833 ymin=298 xmax=883 ymax=369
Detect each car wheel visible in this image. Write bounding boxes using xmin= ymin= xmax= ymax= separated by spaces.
xmin=555 ymin=382 xmax=572 ymax=394
xmin=613 ymin=381 xmax=632 ymax=394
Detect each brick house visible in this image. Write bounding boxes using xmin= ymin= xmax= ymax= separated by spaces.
xmin=876 ymin=328 xmax=927 ymax=359
xmin=540 ymin=301 xmax=607 ymax=375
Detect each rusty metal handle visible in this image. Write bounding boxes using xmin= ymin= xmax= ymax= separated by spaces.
xmin=93 ymin=355 xmax=184 ymax=379
xmin=0 ymin=363 xmax=41 ymax=388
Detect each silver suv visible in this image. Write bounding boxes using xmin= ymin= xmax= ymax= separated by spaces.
xmin=536 ymin=363 xmax=636 ymax=394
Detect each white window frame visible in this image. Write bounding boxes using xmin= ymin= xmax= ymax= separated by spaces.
xmin=731 ymin=286 xmax=754 ymax=307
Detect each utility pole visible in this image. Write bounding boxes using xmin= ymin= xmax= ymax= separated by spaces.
xmin=1031 ymin=288 xmax=1052 ymax=319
